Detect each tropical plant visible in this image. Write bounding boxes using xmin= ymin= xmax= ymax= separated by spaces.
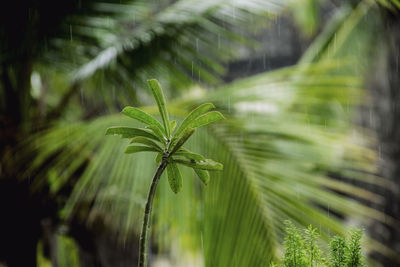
xmin=106 ymin=79 xmax=223 ymax=267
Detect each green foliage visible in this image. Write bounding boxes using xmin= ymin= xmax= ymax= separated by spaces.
xmin=346 ymin=229 xmax=364 ymax=267
xmin=167 ymin=162 xmax=183 ymax=194
xmin=283 ymin=221 xmax=307 ymax=267
xmin=330 ymin=236 xmax=347 ymax=267
xmin=304 ymin=225 xmax=323 ymax=267
xmin=106 ymin=78 xmax=224 ymax=193
xmin=273 ymin=223 xmax=364 ymax=267
xmin=147 ymin=79 xmax=171 ymax=137
xmin=174 ymin=103 xmax=215 ymax=137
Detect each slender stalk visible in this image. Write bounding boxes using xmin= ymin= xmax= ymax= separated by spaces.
xmin=138 ymin=158 xmax=168 ymax=267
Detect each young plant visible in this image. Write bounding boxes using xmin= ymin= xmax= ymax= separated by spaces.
xmin=283 ymin=221 xmax=307 ymax=267
xmin=105 ymin=79 xmax=224 ymax=267
xmin=304 ymin=225 xmax=323 ymax=267
xmin=346 ymin=229 xmax=364 ymax=267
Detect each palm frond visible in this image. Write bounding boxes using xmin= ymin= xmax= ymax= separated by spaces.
xmin=39 ymin=0 xmax=289 ymax=109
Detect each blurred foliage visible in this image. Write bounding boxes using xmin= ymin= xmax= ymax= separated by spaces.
xmin=57 ymin=235 xmax=80 ymax=267
xmin=1 ymin=0 xmax=399 ymax=266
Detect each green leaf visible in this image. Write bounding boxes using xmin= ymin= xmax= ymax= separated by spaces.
xmin=174 ymin=149 xmax=205 ymax=161
xmin=173 ymin=158 xmax=223 ymax=171
xmin=194 ymin=169 xmax=210 ymax=185
xmin=147 ymin=79 xmax=170 ymax=137
xmin=121 ymin=107 xmax=164 ymax=134
xmin=170 ymin=120 xmax=177 ymax=133
xmin=169 ymin=127 xmax=195 ymax=155
xmin=146 ymin=125 xmax=167 ymax=144
xmin=130 ymin=137 xmax=162 ymax=152
xmin=105 ymin=127 xmax=158 ymax=141
xmin=174 ymin=103 xmax=215 ymax=137
xmin=166 ymin=162 xmax=182 ymax=194
xmin=190 ymin=111 xmax=225 ymax=128
xmin=155 ymin=153 xmax=163 ymax=165
xmin=125 ymin=145 xmax=158 ymax=154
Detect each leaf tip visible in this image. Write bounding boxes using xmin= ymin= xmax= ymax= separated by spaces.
xmin=147 ymin=79 xmax=160 ymax=89
xmin=120 ymin=106 xmax=131 ymax=115
xmin=215 ymin=162 xmax=223 ymax=171
xmin=216 ymin=111 xmax=225 ymax=120
xmin=207 ymin=102 xmax=216 ymax=109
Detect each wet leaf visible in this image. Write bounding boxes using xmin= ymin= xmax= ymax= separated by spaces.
xmin=105 ymin=127 xmax=158 ymax=140
xmin=174 ymin=149 xmax=205 ymax=161
xmin=121 ymin=107 xmax=164 ymax=133
xmin=170 ymin=120 xmax=177 ymax=133
xmin=130 ymin=137 xmax=162 ymax=152
xmin=190 ymin=111 xmax=224 ymax=128
xmin=173 ymin=158 xmax=223 ymax=171
xmin=125 ymin=145 xmax=158 ymax=154
xmin=146 ymin=125 xmax=167 ymax=144
xmin=167 ymin=162 xmax=182 ymax=193
xmin=170 ymin=127 xmax=195 ymax=155
xmin=194 ymin=169 xmax=210 ymax=185
xmin=155 ymin=153 xmax=163 ymax=165
xmin=174 ymin=103 xmax=215 ymax=137
xmin=148 ymin=79 xmax=170 ymax=137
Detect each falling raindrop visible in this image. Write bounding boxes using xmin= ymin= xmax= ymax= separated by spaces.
xmin=201 ymin=232 xmax=204 ymax=250
xmin=80 ymin=88 xmax=84 ymax=104
xmin=378 ymin=145 xmax=382 ymax=160
xmin=196 ymin=38 xmax=199 ymax=52
xmin=277 ymin=17 xmax=281 ymax=37
xmin=263 ymin=54 xmax=266 ymax=69
xmin=369 ymin=109 xmax=373 ymax=126
xmin=334 ymin=33 xmax=337 ymax=52
xmin=70 ymin=25 xmax=73 ymax=42
xmin=198 ymin=70 xmax=201 ymax=83
xmin=191 ymin=61 xmax=194 ymax=77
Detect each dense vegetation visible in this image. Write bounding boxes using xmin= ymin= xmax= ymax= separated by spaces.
xmin=271 ymin=222 xmax=364 ymax=267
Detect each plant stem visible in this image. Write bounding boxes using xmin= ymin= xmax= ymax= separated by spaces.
xmin=138 ymin=159 xmax=168 ymax=267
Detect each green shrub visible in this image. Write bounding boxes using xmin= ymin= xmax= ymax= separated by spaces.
xmin=272 ymin=222 xmax=364 ymax=267
xmin=330 ymin=236 xmax=347 ymax=267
